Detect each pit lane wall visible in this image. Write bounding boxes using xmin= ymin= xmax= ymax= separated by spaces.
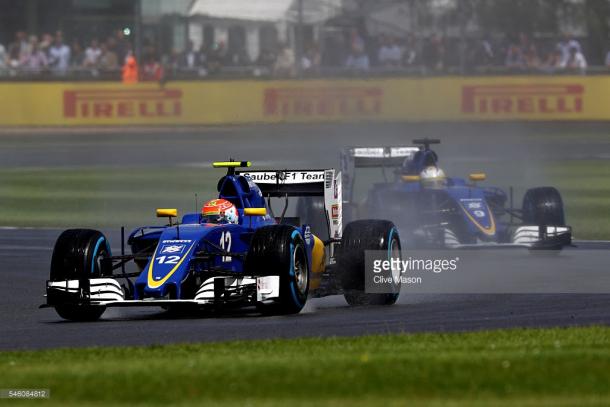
xmin=0 ymin=76 xmax=605 ymax=126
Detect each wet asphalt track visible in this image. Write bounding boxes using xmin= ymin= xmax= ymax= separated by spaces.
xmin=2 ymin=228 xmax=610 ymax=351
xmin=1 ymin=123 xmax=610 ymax=350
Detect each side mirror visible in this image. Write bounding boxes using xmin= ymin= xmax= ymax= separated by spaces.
xmin=401 ymin=175 xmax=421 ymax=182
xmin=157 ymin=208 xmax=178 ymax=226
xmin=469 ymin=173 xmax=487 ymax=182
xmin=243 ymin=208 xmax=267 ymax=216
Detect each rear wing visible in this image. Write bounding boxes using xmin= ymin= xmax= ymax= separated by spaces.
xmin=238 ymin=169 xmax=343 ymax=239
xmin=340 ymin=146 xmax=419 ymax=202
xmin=238 ymin=170 xmax=326 ymax=197
xmin=341 ymin=147 xmax=420 ymax=168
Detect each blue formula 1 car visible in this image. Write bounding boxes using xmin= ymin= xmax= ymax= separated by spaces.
xmin=299 ymin=139 xmax=571 ymax=250
xmin=337 ymin=139 xmax=572 ymax=249
xmin=43 ymin=161 xmax=402 ymax=321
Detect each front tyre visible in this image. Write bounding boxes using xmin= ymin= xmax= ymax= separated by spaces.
xmin=522 ymin=187 xmax=565 ymax=226
xmin=338 ymin=220 xmax=401 ymax=306
xmin=54 ymin=304 xmax=106 ymax=322
xmin=49 ymin=229 xmax=110 ymax=321
xmin=245 ymin=225 xmax=310 ymax=315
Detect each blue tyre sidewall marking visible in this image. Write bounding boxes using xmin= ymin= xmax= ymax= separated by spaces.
xmin=289 ymin=230 xmax=303 ymax=307
xmin=90 ymin=236 xmax=111 ymax=275
xmin=387 ymin=227 xmax=399 ymax=299
xmin=387 ymin=227 xmax=397 ymax=260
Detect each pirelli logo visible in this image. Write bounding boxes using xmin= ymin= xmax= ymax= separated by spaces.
xmin=462 ymin=84 xmax=584 ymax=115
xmin=63 ymin=89 xmax=182 ymax=119
xmin=264 ymin=87 xmax=383 ymax=118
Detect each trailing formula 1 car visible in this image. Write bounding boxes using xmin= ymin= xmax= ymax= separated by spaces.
xmin=43 ymin=161 xmax=401 ymax=321
xmin=300 ymin=139 xmax=572 ymax=250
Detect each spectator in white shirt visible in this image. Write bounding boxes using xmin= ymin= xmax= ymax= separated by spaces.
xmin=556 ymin=34 xmax=582 ymax=67
xmin=273 ymin=44 xmax=296 ymax=77
xmin=83 ymin=39 xmax=102 ymax=67
xmin=10 ymin=31 xmax=31 ymax=66
xmin=23 ymin=38 xmax=47 ymax=71
xmin=378 ymin=36 xmax=402 ymax=68
xmin=564 ymin=45 xmax=587 ymax=74
xmin=0 ymin=43 xmax=7 ymax=70
xmin=556 ymin=36 xmax=570 ymax=66
xmin=402 ymin=34 xmax=418 ymax=67
xmin=48 ymin=31 xmax=71 ymax=74
xmin=178 ymin=40 xmax=203 ymax=69
xmin=346 ymin=47 xmax=370 ymax=72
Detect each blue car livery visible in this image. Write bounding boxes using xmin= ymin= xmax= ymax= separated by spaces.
xmin=44 ymin=161 xmax=403 ymax=321
xmin=340 ymin=139 xmax=572 ymax=249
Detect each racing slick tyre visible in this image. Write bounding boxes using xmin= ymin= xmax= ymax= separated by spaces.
xmin=337 ymin=220 xmax=401 ymax=306
xmin=245 ymin=225 xmax=310 ymax=315
xmin=49 ymin=229 xmax=110 ymax=321
xmin=296 ymin=197 xmax=328 ymax=241
xmin=522 ymin=187 xmax=565 ymax=226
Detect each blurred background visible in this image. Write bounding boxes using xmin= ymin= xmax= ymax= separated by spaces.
xmin=0 ymin=0 xmax=609 ymax=241
xmin=0 ymin=0 xmax=609 ymax=80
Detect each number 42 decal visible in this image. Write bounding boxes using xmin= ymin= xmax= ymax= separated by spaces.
xmin=220 ymin=231 xmax=232 ymax=262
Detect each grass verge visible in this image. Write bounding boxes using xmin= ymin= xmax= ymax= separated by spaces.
xmin=0 ymin=326 xmax=608 ymax=406
xmin=0 ymin=160 xmax=609 ymax=239
xmin=545 ymin=160 xmax=610 ymax=240
xmin=0 ymin=166 xmax=218 ymax=228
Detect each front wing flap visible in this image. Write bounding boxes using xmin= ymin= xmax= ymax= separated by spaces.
xmin=43 ymin=276 xmax=280 ymax=308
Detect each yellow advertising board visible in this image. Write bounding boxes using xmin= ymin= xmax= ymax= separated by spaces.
xmin=0 ymin=76 xmax=607 ymax=126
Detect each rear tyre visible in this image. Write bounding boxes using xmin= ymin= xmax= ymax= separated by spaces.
xmin=296 ymin=197 xmax=328 ymax=241
xmin=245 ymin=225 xmax=310 ymax=315
xmin=49 ymin=229 xmax=110 ymax=321
xmin=522 ymin=187 xmax=565 ymax=226
xmin=338 ymin=220 xmax=401 ymax=306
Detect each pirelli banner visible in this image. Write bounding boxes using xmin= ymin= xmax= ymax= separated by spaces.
xmin=0 ymin=76 xmax=605 ymax=126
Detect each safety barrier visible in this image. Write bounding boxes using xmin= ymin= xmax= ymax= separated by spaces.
xmin=0 ymin=76 xmax=605 ymax=126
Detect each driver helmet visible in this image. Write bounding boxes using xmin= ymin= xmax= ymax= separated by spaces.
xmin=202 ymin=199 xmax=239 ymax=224
xmin=420 ymin=166 xmax=446 ymax=189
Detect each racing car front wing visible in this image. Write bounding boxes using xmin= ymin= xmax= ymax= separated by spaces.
xmin=446 ymin=225 xmax=572 ymax=250
xmin=43 ymin=275 xmax=281 ymax=308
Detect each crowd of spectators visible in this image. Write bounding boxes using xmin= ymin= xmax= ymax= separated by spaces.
xmin=0 ymin=27 xmax=606 ymax=79
xmin=0 ymin=30 xmax=137 ymax=77
xmin=492 ymin=33 xmax=588 ymax=75
xmin=327 ymin=30 xmax=592 ymax=75
xmin=166 ymin=29 xmax=596 ymax=77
